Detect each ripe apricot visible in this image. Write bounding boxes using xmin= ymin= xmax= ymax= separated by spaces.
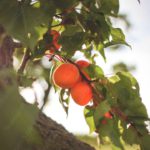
xmin=50 ymin=30 xmax=60 ymax=41
xmin=48 ymin=30 xmax=61 ymax=51
xmin=53 ymin=40 xmax=61 ymax=50
xmin=101 ymin=112 xmax=112 ymax=125
xmin=101 ymin=119 xmax=107 ymax=125
xmin=53 ymin=63 xmax=81 ymax=88
xmin=104 ymin=112 xmax=112 ymax=119
xmin=49 ymin=47 xmax=55 ymax=54
xmin=71 ymin=81 xmax=93 ymax=106
xmin=76 ymin=60 xmax=90 ymax=80
xmin=76 ymin=60 xmax=90 ymax=68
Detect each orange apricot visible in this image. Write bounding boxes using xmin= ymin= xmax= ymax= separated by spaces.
xmin=50 ymin=30 xmax=60 ymax=41
xmin=76 ymin=60 xmax=90 ymax=68
xmin=53 ymin=63 xmax=81 ymax=88
xmin=53 ymin=40 xmax=61 ymax=50
xmin=76 ymin=60 xmax=90 ymax=80
xmin=49 ymin=47 xmax=55 ymax=54
xmin=71 ymin=81 xmax=93 ymax=106
xmin=104 ymin=112 xmax=112 ymax=119
xmin=49 ymin=30 xmax=61 ymax=51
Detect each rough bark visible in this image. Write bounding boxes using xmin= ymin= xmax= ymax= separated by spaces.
xmin=0 ymin=26 xmax=14 ymax=68
xmin=34 ymin=112 xmax=95 ymax=150
xmin=0 ymin=25 xmax=95 ymax=150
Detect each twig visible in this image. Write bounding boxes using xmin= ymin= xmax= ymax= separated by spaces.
xmin=54 ymin=14 xmax=63 ymax=19
xmin=112 ymin=107 xmax=143 ymax=137
xmin=13 ymin=42 xmax=23 ymax=48
xmin=51 ymin=23 xmax=62 ymax=28
xmin=17 ymin=48 xmax=30 ymax=74
xmin=41 ymin=84 xmax=51 ymax=111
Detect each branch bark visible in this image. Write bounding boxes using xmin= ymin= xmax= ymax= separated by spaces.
xmin=34 ymin=112 xmax=95 ymax=150
xmin=17 ymin=48 xmax=30 ymax=74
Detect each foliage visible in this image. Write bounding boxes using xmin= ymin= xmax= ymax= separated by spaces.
xmin=0 ymin=0 xmax=149 ymax=150
xmin=112 ymin=62 xmax=136 ymax=73
xmin=0 ymin=69 xmax=41 ymax=149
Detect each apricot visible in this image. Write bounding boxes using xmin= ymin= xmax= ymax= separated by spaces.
xmin=53 ymin=63 xmax=81 ymax=88
xmin=76 ymin=60 xmax=90 ymax=68
xmin=48 ymin=30 xmax=61 ymax=51
xmin=101 ymin=119 xmax=107 ymax=125
xmin=71 ymin=81 xmax=93 ymax=106
xmin=49 ymin=47 xmax=55 ymax=54
xmin=101 ymin=112 xmax=112 ymax=125
xmin=50 ymin=30 xmax=60 ymax=41
xmin=104 ymin=112 xmax=112 ymax=119
xmin=53 ymin=40 xmax=61 ymax=50
xmin=76 ymin=60 xmax=90 ymax=80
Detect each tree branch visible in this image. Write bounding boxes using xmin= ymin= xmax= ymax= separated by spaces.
xmin=51 ymin=23 xmax=62 ymax=28
xmin=17 ymin=48 xmax=30 ymax=74
xmin=13 ymin=42 xmax=23 ymax=48
xmin=35 ymin=112 xmax=95 ymax=150
xmin=41 ymin=84 xmax=51 ymax=111
xmin=112 ymin=107 xmax=143 ymax=137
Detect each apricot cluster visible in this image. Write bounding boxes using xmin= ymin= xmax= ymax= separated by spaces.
xmin=46 ymin=30 xmax=61 ymax=54
xmin=53 ymin=60 xmax=93 ymax=106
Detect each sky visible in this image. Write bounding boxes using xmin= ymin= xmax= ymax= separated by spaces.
xmin=21 ymin=0 xmax=150 ymax=134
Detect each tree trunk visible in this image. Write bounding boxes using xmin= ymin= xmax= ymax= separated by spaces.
xmin=34 ymin=112 xmax=95 ymax=150
xmin=0 ymin=25 xmax=95 ymax=150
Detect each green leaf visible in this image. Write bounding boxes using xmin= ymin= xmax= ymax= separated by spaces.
xmin=98 ymin=117 xmax=124 ymax=150
xmin=49 ymin=64 xmax=56 ymax=84
xmin=59 ymin=26 xmax=86 ymax=57
xmin=140 ymin=135 xmax=150 ymax=150
xmin=95 ymin=44 xmax=106 ymax=61
xmin=94 ymin=100 xmax=111 ymax=126
xmin=106 ymin=72 xmax=149 ymax=144
xmin=0 ymin=0 xmax=55 ymax=49
xmin=105 ymin=28 xmax=130 ymax=48
xmin=122 ymin=125 xmax=139 ymax=145
xmin=111 ymin=28 xmax=125 ymax=41
xmin=59 ymin=89 xmax=70 ymax=115
xmin=117 ymin=72 xmax=147 ymax=117
xmin=84 ymin=107 xmax=96 ymax=133
xmin=0 ymin=69 xmax=41 ymax=149
xmin=108 ymin=72 xmax=148 ymax=119
xmin=81 ymin=45 xmax=94 ymax=62
xmin=108 ymin=75 xmax=120 ymax=84
xmin=85 ymin=64 xmax=104 ymax=80
xmin=17 ymin=74 xmax=35 ymax=87
xmin=52 ymin=0 xmax=78 ymax=9
xmin=77 ymin=11 xmax=110 ymax=42
xmin=97 ymin=0 xmax=119 ymax=15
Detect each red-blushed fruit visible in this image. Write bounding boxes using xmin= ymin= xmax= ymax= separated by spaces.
xmin=101 ymin=112 xmax=112 ymax=125
xmin=53 ymin=63 xmax=81 ymax=88
xmin=71 ymin=81 xmax=93 ymax=106
xmin=49 ymin=47 xmax=55 ymax=54
xmin=53 ymin=40 xmax=61 ymax=50
xmin=101 ymin=119 xmax=107 ymax=125
xmin=76 ymin=60 xmax=90 ymax=68
xmin=104 ymin=112 xmax=112 ymax=119
xmin=49 ymin=30 xmax=61 ymax=51
xmin=50 ymin=30 xmax=60 ymax=41
xmin=76 ymin=60 xmax=90 ymax=80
